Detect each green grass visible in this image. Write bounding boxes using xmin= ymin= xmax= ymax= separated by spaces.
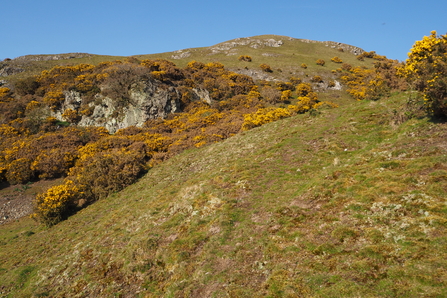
xmin=1 ymin=89 xmax=446 ymax=297
xmin=0 ymin=35 xmax=445 ymax=297
xmin=2 ymin=35 xmax=374 ymax=86
xmin=1 ymin=54 xmax=125 ymax=84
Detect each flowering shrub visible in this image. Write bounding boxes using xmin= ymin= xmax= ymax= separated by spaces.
xmin=0 ymin=57 xmax=341 ymax=225
xmin=70 ymin=149 xmax=146 ymax=201
xmin=340 ymin=67 xmax=374 ymax=100
xmin=0 ymin=87 xmax=11 ymax=99
xmin=238 ymin=55 xmax=252 ymax=62
xmin=296 ymin=83 xmax=313 ymax=97
xmin=33 ymin=180 xmax=80 ymax=226
xmin=280 ymin=90 xmax=293 ymax=101
xmin=316 ymin=59 xmax=325 ymax=66
xmin=289 ymin=77 xmax=302 ymax=85
xmin=340 ymin=56 xmax=407 ymax=101
xmin=62 ymin=108 xmax=81 ymax=124
xmin=398 ymin=31 xmax=447 ymax=116
xmin=5 ymin=158 xmax=34 ymax=184
xmin=242 ymin=107 xmax=291 ymax=130
xmin=260 ymin=64 xmax=273 ymax=72
xmin=311 ymin=75 xmax=323 ymax=83
xmin=331 ymin=56 xmax=343 ymax=63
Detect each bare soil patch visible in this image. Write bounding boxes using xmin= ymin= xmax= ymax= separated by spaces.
xmin=0 ymin=179 xmax=62 ymax=224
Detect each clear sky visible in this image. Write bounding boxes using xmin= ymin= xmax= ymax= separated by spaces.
xmin=2 ymin=0 xmax=446 ymax=62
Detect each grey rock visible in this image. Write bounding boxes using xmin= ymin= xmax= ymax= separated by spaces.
xmin=171 ymin=51 xmax=191 ymax=59
xmin=0 ymin=66 xmax=24 ymax=77
xmin=52 ymin=78 xmax=195 ymax=133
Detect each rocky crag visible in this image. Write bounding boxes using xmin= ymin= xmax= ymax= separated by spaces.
xmin=53 ymin=80 xmax=211 ymax=133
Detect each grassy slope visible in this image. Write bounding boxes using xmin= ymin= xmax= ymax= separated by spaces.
xmin=1 ymin=90 xmax=447 ymax=297
xmin=1 ymin=54 xmax=125 ymax=85
xmin=135 ymin=35 xmax=373 ymax=81
xmin=2 ymin=35 xmax=373 ymax=85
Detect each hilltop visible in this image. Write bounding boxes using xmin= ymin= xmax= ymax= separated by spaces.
xmin=1 ymin=35 xmax=373 ymax=83
xmin=1 ymin=34 xmax=447 ymax=297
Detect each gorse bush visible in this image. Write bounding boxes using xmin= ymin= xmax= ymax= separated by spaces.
xmin=316 ymin=59 xmax=325 ymax=66
xmin=331 ymin=56 xmax=343 ymax=63
xmin=0 ymin=127 xmax=108 ymax=184
xmin=33 ymin=180 xmax=80 ymax=226
xmin=340 ymin=55 xmax=407 ymax=101
xmin=71 ymin=148 xmax=147 ymax=201
xmin=5 ymin=157 xmax=34 ymax=185
xmin=242 ymin=107 xmax=291 ymax=130
xmin=260 ymin=63 xmax=273 ymax=72
xmin=311 ymin=75 xmax=323 ymax=83
xmin=398 ymin=31 xmax=447 ymax=117
xmin=1 ymin=57 xmax=338 ymax=226
xmin=14 ymin=77 xmax=40 ymax=96
xmin=340 ymin=66 xmax=374 ymax=100
xmin=238 ymin=55 xmax=252 ymax=62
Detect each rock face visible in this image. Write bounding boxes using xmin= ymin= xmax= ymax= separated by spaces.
xmin=0 ymin=65 xmax=24 ymax=77
xmin=210 ymin=37 xmax=285 ymax=55
xmin=53 ymin=79 xmax=193 ymax=133
xmin=171 ymin=50 xmax=192 ymax=59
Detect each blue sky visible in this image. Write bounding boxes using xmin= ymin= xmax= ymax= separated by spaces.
xmin=2 ymin=0 xmax=446 ymax=62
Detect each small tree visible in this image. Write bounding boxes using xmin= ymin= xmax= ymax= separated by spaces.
xmin=300 ymin=63 xmax=308 ymax=69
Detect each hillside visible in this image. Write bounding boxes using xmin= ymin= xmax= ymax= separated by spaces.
xmin=1 ymin=35 xmax=374 ymax=84
xmin=1 ymin=91 xmax=447 ymax=297
xmin=1 ymin=34 xmax=447 ymax=297
xmin=0 ymin=35 xmax=376 ymax=225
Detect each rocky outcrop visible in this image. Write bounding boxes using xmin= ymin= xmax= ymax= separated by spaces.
xmin=299 ymin=39 xmax=365 ymax=55
xmin=0 ymin=65 xmax=24 ymax=77
xmin=171 ymin=50 xmax=191 ymax=59
xmin=53 ymin=80 xmax=180 ymax=133
xmin=53 ymin=79 xmax=210 ymax=133
xmin=209 ymin=37 xmax=284 ymax=55
xmin=207 ymin=35 xmax=364 ymax=56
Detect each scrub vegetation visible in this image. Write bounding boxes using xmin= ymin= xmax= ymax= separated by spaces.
xmin=0 ymin=32 xmax=446 ymax=297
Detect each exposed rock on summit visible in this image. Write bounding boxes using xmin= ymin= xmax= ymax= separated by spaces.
xmin=210 ymin=37 xmax=284 ymax=55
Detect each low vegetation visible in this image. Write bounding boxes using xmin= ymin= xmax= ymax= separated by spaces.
xmin=0 ymin=32 xmax=446 ymax=297
xmin=1 ymin=56 xmax=339 ymax=226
